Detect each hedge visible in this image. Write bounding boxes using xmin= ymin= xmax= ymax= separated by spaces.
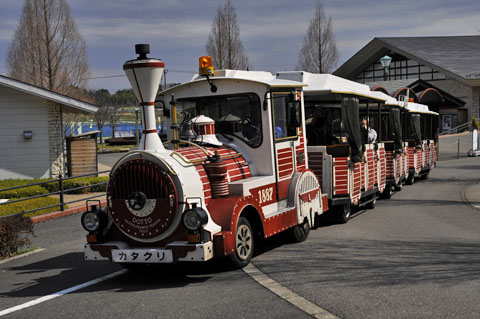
xmin=42 ymin=176 xmax=109 ymax=194
xmin=0 ymin=176 xmax=109 ymax=197
xmin=0 ymin=196 xmax=63 ymax=218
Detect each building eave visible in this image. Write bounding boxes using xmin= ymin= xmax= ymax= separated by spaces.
xmin=0 ymin=74 xmax=98 ymax=113
xmin=334 ymin=37 xmax=480 ymax=86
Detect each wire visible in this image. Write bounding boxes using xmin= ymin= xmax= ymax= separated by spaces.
xmin=88 ymin=69 xmax=195 ymax=80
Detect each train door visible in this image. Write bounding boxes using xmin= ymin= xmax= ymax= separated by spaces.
xmin=271 ymin=92 xmax=303 ymax=202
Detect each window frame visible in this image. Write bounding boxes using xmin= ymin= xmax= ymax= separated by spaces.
xmin=271 ymin=92 xmax=301 ymax=143
xmin=176 ymin=92 xmax=263 ymax=148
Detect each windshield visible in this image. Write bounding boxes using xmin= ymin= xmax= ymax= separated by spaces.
xmin=177 ymin=93 xmax=262 ymax=148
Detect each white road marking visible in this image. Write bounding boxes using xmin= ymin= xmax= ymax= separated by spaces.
xmin=474 ymin=205 xmax=480 ymax=209
xmin=243 ymin=263 xmax=340 ymax=319
xmin=0 ymin=269 xmax=127 ymax=317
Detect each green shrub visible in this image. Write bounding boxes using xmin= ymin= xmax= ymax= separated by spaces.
xmin=42 ymin=176 xmax=109 ymax=194
xmin=0 ymin=196 xmax=63 ymax=218
xmin=0 ymin=185 xmax=49 ymax=199
xmin=0 ymin=179 xmax=46 ymax=188
xmin=0 ymin=214 xmax=34 ymax=258
xmin=87 ymin=177 xmax=110 ymax=192
xmin=472 ymin=117 xmax=480 ymax=130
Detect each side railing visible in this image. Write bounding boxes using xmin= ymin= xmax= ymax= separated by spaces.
xmin=0 ymin=170 xmax=110 ymax=219
xmin=440 ymin=122 xmax=470 ymax=136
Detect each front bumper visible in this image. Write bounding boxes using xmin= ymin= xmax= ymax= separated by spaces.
xmin=85 ymin=241 xmax=214 ymax=263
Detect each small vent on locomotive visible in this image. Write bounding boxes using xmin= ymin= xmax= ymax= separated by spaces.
xmin=109 ymin=159 xmax=173 ymax=200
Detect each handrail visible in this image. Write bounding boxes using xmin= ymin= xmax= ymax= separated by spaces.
xmin=0 ymin=170 xmax=110 ymax=219
xmin=440 ymin=122 xmax=470 ymax=136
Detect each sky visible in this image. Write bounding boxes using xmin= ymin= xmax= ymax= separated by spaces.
xmin=0 ymin=0 xmax=479 ymax=93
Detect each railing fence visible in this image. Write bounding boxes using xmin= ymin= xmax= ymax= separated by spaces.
xmin=0 ymin=170 xmax=109 ymax=219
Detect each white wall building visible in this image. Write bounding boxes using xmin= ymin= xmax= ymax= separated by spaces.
xmin=0 ymin=75 xmax=98 ymax=179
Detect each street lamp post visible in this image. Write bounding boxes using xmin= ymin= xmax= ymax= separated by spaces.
xmin=380 ymin=55 xmax=392 ymax=81
xmin=135 ymin=106 xmax=139 ymax=146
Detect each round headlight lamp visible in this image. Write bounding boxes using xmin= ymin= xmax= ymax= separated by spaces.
xmin=182 ymin=207 xmax=208 ymax=231
xmin=81 ymin=211 xmax=101 ymax=232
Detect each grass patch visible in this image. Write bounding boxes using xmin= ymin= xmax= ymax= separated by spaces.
xmin=98 ymin=143 xmax=133 ymax=152
xmin=0 ymin=197 xmax=64 ymax=217
xmin=0 ymin=176 xmax=105 ymax=218
xmin=14 ymin=246 xmax=39 ymax=256
xmin=0 ymin=185 xmax=49 ymax=199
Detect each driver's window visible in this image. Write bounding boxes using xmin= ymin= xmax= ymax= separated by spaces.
xmin=273 ymin=93 xmax=299 ymax=141
xmin=176 ymin=93 xmax=262 ymax=148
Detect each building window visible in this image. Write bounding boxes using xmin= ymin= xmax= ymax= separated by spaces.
xmin=354 ymin=53 xmax=446 ymax=83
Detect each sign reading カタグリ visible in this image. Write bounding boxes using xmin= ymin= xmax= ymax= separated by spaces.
xmin=112 ymin=249 xmax=173 ymax=263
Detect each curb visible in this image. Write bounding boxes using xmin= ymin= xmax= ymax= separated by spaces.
xmin=30 ymin=199 xmax=107 ymax=224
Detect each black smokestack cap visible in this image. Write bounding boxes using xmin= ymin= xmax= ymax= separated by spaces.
xmin=135 ymin=44 xmax=150 ymax=60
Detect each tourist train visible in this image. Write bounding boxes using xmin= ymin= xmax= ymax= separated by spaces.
xmin=81 ymin=45 xmax=438 ymax=268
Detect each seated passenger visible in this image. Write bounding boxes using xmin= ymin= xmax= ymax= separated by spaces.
xmin=360 ymin=117 xmax=377 ymax=144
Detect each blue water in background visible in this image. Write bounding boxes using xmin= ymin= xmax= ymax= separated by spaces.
xmin=66 ymin=123 xmax=167 ymax=137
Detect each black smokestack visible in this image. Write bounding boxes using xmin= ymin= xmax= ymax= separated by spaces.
xmin=135 ymin=44 xmax=150 ymax=60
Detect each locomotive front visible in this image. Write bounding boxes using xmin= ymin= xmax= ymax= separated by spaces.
xmin=82 ymin=45 xmax=221 ymax=264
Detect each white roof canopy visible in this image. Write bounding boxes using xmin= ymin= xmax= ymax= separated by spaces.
xmin=0 ymin=75 xmax=98 ymax=114
xmin=277 ymin=71 xmax=386 ymax=101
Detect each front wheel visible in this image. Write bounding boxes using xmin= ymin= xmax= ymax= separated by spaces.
xmin=229 ymin=217 xmax=254 ymax=268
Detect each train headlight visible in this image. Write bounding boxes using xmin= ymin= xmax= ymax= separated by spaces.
xmin=182 ymin=206 xmax=208 ymax=231
xmin=81 ymin=208 xmax=107 ymax=233
xmin=82 ymin=212 xmax=100 ymax=232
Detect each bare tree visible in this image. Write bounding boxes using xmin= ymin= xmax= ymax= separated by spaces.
xmin=91 ymin=89 xmax=110 ymax=144
xmin=62 ymin=112 xmax=87 ymax=137
xmin=109 ymin=106 xmax=125 ymax=138
xmin=6 ymin=0 xmax=90 ymax=98
xmin=108 ymin=89 xmax=136 ymax=138
xmin=206 ymin=0 xmax=249 ymax=70
xmin=296 ymin=1 xmax=338 ymax=73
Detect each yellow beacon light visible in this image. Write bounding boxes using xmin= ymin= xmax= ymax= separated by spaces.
xmin=199 ymin=56 xmax=214 ymax=76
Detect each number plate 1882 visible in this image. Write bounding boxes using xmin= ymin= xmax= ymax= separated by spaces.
xmin=112 ymin=249 xmax=173 ymax=263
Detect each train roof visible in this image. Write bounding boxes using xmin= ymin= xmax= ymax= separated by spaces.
xmin=276 ymin=71 xmax=386 ymax=102
xmin=162 ymin=69 xmax=306 ymax=95
xmin=368 ymin=90 xmax=403 ymax=107
xmin=405 ymin=102 xmax=439 ymax=115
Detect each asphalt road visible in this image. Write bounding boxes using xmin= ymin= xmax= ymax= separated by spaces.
xmin=1 ymin=136 xmax=480 ymax=318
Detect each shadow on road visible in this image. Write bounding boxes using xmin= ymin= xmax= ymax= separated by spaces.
xmin=255 ymin=238 xmax=480 ymax=288
xmin=0 ymin=238 xmax=297 ymax=298
xmin=0 ymin=252 xmax=232 ymax=298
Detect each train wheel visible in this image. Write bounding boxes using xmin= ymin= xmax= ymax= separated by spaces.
xmin=287 ymin=221 xmax=310 ymax=243
xmin=229 ymin=217 xmax=254 ymax=268
xmin=335 ymin=202 xmax=351 ymax=224
xmin=406 ymin=173 xmax=414 ymax=185
xmin=421 ymin=172 xmax=429 ymax=180
xmin=394 ymin=182 xmax=403 ymax=191
xmin=381 ymin=184 xmax=392 ymax=199
xmin=365 ymin=197 xmax=377 ymax=209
